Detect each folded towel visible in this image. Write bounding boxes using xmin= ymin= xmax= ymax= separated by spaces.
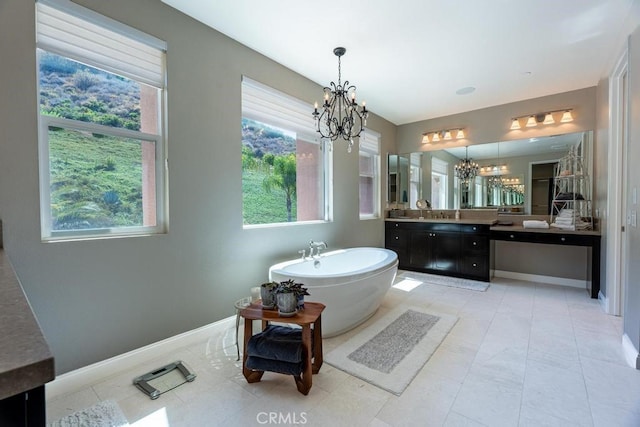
xmin=247 ymin=325 xmax=302 ymax=363
xmin=246 ymin=356 xmax=304 ymax=376
xmin=523 ymin=220 xmax=549 ymax=229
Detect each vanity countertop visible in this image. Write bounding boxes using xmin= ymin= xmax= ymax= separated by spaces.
xmin=385 ymin=218 xmax=498 ymax=225
xmin=0 ymin=249 xmax=54 ymax=400
xmin=490 ymin=225 xmax=601 ymax=236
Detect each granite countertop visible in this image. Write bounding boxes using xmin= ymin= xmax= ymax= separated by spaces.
xmin=385 ymin=218 xmax=498 ymax=225
xmin=0 ymin=250 xmax=54 ymax=400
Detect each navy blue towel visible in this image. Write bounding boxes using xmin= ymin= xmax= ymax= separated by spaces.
xmin=245 ymin=356 xmax=304 ymax=376
xmin=247 ymin=325 xmax=302 ymax=363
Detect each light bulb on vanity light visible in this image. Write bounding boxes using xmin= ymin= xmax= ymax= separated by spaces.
xmin=525 ymin=116 xmax=537 ymax=127
xmin=510 ymin=118 xmax=521 ymax=130
xmin=543 ymin=113 xmax=555 ymax=124
xmin=443 ymin=130 xmax=452 ymax=140
xmin=560 ymin=110 xmax=573 ymax=123
xmin=456 ymin=129 xmax=465 ymax=139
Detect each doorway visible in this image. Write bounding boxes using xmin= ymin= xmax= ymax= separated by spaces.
xmin=531 ymin=162 xmax=558 ymax=215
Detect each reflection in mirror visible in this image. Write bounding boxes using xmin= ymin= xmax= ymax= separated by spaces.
xmin=388 ymin=131 xmax=592 ymax=215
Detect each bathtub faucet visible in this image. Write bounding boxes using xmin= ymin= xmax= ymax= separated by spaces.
xmin=309 ymin=240 xmax=327 ymax=257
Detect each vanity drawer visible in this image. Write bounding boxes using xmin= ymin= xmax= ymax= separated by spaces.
xmin=462 ymin=234 xmax=489 ymax=253
xmin=460 ymin=224 xmax=489 ymax=234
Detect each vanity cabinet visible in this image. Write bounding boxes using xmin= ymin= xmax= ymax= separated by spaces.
xmin=385 ymin=221 xmax=491 ymax=282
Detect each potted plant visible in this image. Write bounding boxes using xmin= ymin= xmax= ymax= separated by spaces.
xmin=260 ymin=281 xmax=278 ymax=309
xmin=276 ymin=279 xmax=309 ymax=314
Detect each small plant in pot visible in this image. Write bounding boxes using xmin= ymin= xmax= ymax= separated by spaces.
xmin=260 ymin=281 xmax=278 ymax=309
xmin=276 ymin=279 xmax=309 ymax=315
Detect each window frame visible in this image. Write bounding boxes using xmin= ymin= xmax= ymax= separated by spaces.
xmin=358 ymin=130 xmax=381 ymax=220
xmin=36 ymin=0 xmax=168 ymax=241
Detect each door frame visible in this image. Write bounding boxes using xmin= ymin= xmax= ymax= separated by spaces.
xmin=606 ymin=46 xmax=629 ymax=316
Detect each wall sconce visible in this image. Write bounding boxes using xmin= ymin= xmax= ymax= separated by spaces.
xmin=509 ymin=109 xmax=574 ymax=130
xmin=422 ymin=128 xmax=465 ymax=144
xmin=480 ymin=164 xmax=508 ymax=175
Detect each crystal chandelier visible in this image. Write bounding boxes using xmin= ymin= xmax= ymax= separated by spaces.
xmin=454 ymin=146 xmax=479 ymax=184
xmin=312 ymin=47 xmax=368 ymax=152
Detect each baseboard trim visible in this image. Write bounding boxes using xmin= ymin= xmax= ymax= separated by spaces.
xmin=493 ymin=270 xmax=587 ymax=289
xmin=598 ymin=290 xmax=609 ymax=313
xmin=622 ymin=333 xmax=640 ymax=369
xmin=46 ymin=316 xmax=235 ymax=400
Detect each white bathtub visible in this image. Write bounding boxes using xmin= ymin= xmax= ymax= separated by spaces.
xmin=268 ymin=247 xmax=398 ymax=337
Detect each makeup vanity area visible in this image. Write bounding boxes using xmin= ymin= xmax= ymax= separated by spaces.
xmin=385 ymin=131 xmax=601 ymax=298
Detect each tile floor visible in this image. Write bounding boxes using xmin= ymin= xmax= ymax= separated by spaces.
xmin=46 ymin=276 xmax=640 ymax=426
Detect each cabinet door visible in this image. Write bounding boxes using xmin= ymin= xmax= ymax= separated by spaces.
xmin=385 ymin=225 xmax=410 ymax=267
xmin=431 ymin=231 xmax=460 ymax=272
xmin=409 ymin=230 xmax=433 ymax=269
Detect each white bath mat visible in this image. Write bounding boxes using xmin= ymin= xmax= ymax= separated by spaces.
xmin=48 ymin=399 xmax=129 ymax=427
xmin=325 ymin=305 xmax=457 ymax=395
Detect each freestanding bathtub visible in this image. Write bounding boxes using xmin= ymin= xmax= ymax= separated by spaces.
xmin=268 ymin=247 xmax=398 ymax=337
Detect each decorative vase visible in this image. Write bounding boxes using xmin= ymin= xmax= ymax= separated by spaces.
xmin=297 ymin=294 xmax=305 ymax=310
xmin=260 ymin=286 xmax=276 ymax=309
xmin=277 ymin=292 xmax=297 ymax=314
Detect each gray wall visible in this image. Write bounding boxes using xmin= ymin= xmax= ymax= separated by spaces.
xmin=626 ymin=27 xmax=640 ymax=363
xmin=0 ymin=0 xmax=396 ymax=374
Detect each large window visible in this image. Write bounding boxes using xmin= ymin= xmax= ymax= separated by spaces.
xmin=359 ymin=130 xmax=380 ymax=218
xmin=242 ymin=77 xmax=330 ymax=226
xmin=431 ymin=157 xmax=449 ymax=209
xmin=36 ymin=1 xmax=167 ymax=240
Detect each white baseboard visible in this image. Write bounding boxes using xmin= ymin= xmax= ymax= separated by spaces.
xmin=46 ymin=316 xmax=236 ymax=400
xmin=494 ymin=270 xmax=587 ymax=289
xmin=598 ymin=290 xmax=609 ymax=313
xmin=622 ymin=333 xmax=640 ymax=369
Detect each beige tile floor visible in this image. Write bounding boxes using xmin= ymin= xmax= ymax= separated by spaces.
xmin=46 ymin=276 xmax=640 ymax=426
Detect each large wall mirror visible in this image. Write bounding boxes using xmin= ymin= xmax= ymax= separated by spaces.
xmin=388 ymin=131 xmax=593 ymax=215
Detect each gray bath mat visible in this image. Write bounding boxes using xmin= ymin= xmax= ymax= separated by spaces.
xmin=398 ymin=270 xmax=489 ymax=291
xmin=325 ymin=305 xmax=457 ymax=395
xmin=48 ymin=400 xmax=129 ymax=427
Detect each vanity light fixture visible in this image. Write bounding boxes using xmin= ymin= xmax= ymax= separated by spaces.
xmin=509 ymin=109 xmax=574 ymax=130
xmin=421 ymin=128 xmax=466 ymax=144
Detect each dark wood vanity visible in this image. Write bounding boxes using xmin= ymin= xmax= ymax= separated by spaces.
xmin=385 ymin=218 xmax=601 ymax=298
xmin=385 ymin=219 xmax=494 ymax=282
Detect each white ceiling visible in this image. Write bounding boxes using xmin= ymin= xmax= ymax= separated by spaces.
xmin=161 ymin=0 xmax=638 ymax=126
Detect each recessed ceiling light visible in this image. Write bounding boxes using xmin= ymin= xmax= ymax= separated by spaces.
xmin=456 ymin=86 xmax=475 ymax=95
xmin=522 ymin=71 xmax=532 ymax=76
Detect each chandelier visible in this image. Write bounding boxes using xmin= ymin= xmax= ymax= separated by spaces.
xmin=488 ymin=175 xmax=503 ymax=189
xmin=454 ymin=146 xmax=479 ymax=184
xmin=312 ymin=47 xmax=368 ymax=152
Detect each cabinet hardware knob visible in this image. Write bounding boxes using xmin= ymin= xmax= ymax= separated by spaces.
xmin=473 ymin=263 xmax=477 ymax=267
xmin=510 ymin=234 xmax=515 ymax=238
xmin=473 ymin=227 xmax=477 ymax=230
xmin=561 ymin=237 xmax=566 ymax=242
xmin=395 ymin=236 xmax=399 ymax=240
xmin=473 ymin=242 xmax=477 ymax=246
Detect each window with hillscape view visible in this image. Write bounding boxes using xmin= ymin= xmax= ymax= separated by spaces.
xmin=36 ymin=2 xmax=166 ymax=239
xmin=242 ymin=78 xmax=329 ymax=226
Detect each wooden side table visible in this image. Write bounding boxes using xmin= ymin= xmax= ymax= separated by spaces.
xmin=240 ymin=301 xmax=325 ymax=395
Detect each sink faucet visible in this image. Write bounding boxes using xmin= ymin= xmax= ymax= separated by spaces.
xmin=309 ymin=240 xmax=327 ymax=257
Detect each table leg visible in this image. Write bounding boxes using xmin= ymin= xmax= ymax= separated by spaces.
xmin=242 ymin=318 xmax=264 ymax=383
xmin=312 ymin=314 xmax=323 ymax=374
xmin=294 ymin=325 xmax=312 ymax=395
xmin=235 ymin=310 xmax=240 ymax=361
